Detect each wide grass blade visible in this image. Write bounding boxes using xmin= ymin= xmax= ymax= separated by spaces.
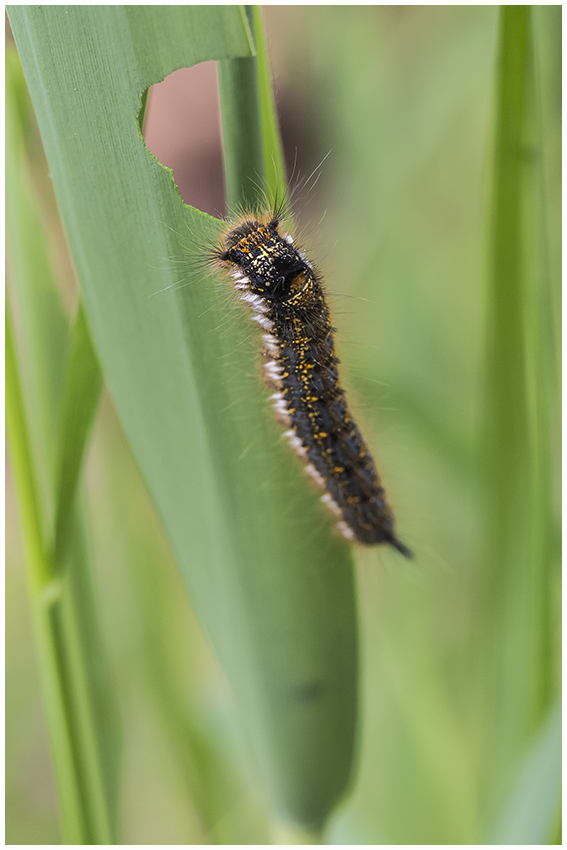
xmin=9 ymin=5 xmax=358 ymax=831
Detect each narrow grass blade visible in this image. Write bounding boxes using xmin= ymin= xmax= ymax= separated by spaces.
xmin=251 ymin=5 xmax=288 ymax=206
xmin=467 ymin=14 xmax=562 ymax=841
xmin=53 ymin=302 xmax=103 ymax=563
xmin=476 ymin=7 xmax=558 ymax=796
xmin=6 ymin=310 xmax=53 ymax=590
xmin=6 ymin=46 xmax=70 ymax=528
xmin=7 ymin=47 xmax=119 ymax=842
xmin=7 ymin=312 xmax=93 ymax=841
xmin=488 ymin=700 xmax=561 ymax=844
xmin=217 ymin=7 xmax=266 ymax=211
xmin=128 ymin=533 xmax=257 ymax=843
xmin=218 ymin=7 xmax=287 ymax=211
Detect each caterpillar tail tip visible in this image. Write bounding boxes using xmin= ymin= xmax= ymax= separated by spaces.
xmin=389 ymin=536 xmax=414 ymax=559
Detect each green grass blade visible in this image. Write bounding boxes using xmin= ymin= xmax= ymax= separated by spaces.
xmin=6 ymin=46 xmax=70 ymax=529
xmin=6 ymin=310 xmax=53 ymax=590
xmin=7 ymin=312 xmax=94 ymax=842
xmin=49 ymin=299 xmax=119 ymax=840
xmin=522 ymin=5 xmax=561 ymax=713
xmin=488 ymin=700 xmax=561 ymax=844
xmin=53 ymin=301 xmax=103 ymax=563
xmin=476 ymin=6 xmax=558 ymax=796
xmin=217 ymin=7 xmax=287 ymax=211
xmin=90 ymin=416 xmax=271 ymax=843
xmin=127 ymin=533 xmax=258 ymax=842
xmin=252 ymin=6 xmax=288 ymax=205
xmin=7 ymin=45 xmax=119 ymax=842
xmin=484 ymin=10 xmax=529 ymax=499
xmin=52 ymin=520 xmax=119 ymax=845
xmin=217 ymin=7 xmax=266 ymax=211
xmin=9 ymin=4 xmax=358 ymax=830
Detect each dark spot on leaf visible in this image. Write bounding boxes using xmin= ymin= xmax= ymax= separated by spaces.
xmin=292 ymin=680 xmax=325 ymax=703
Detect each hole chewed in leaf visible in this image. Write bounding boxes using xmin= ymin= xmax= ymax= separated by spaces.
xmin=142 ymin=62 xmax=225 ymax=216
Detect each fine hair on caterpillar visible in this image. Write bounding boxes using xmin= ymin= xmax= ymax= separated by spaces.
xmin=148 ymin=154 xmax=325 ymax=299
xmin=210 ymin=204 xmax=412 ymax=557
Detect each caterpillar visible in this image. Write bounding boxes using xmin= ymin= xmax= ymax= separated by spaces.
xmin=212 ymin=210 xmax=411 ymax=557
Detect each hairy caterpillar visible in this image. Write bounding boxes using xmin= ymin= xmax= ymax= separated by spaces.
xmin=212 ymin=211 xmax=411 ymax=557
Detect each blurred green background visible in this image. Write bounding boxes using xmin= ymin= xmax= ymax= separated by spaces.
xmin=6 ymin=6 xmax=560 ymax=844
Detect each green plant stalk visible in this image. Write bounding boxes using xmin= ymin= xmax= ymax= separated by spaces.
xmin=489 ymin=698 xmax=561 ymax=844
xmin=51 ymin=520 xmax=118 ymax=845
xmin=6 ymin=310 xmax=54 ymax=591
xmin=7 ymin=311 xmax=112 ymax=843
xmin=7 ymin=45 xmax=118 ymax=839
xmin=217 ymin=8 xmax=352 ymax=838
xmin=53 ymin=301 xmax=103 ymax=564
xmin=485 ymin=8 xmax=529 ymax=531
xmin=479 ymin=5 xmax=556 ymax=806
xmin=10 ymin=361 xmax=117 ymax=843
xmin=520 ymin=6 xmax=560 ymax=717
xmin=251 ymin=5 xmax=288 ymax=207
xmin=217 ymin=7 xmax=287 ymax=213
xmin=5 ymin=46 xmax=70 ymax=535
xmin=217 ymin=7 xmax=266 ymax=211
xmin=480 ymin=0 xmax=529 ymax=776
xmin=132 ymin=552 xmax=248 ymax=843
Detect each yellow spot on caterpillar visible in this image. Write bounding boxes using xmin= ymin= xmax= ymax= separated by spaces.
xmin=212 ymin=209 xmax=412 ymax=557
